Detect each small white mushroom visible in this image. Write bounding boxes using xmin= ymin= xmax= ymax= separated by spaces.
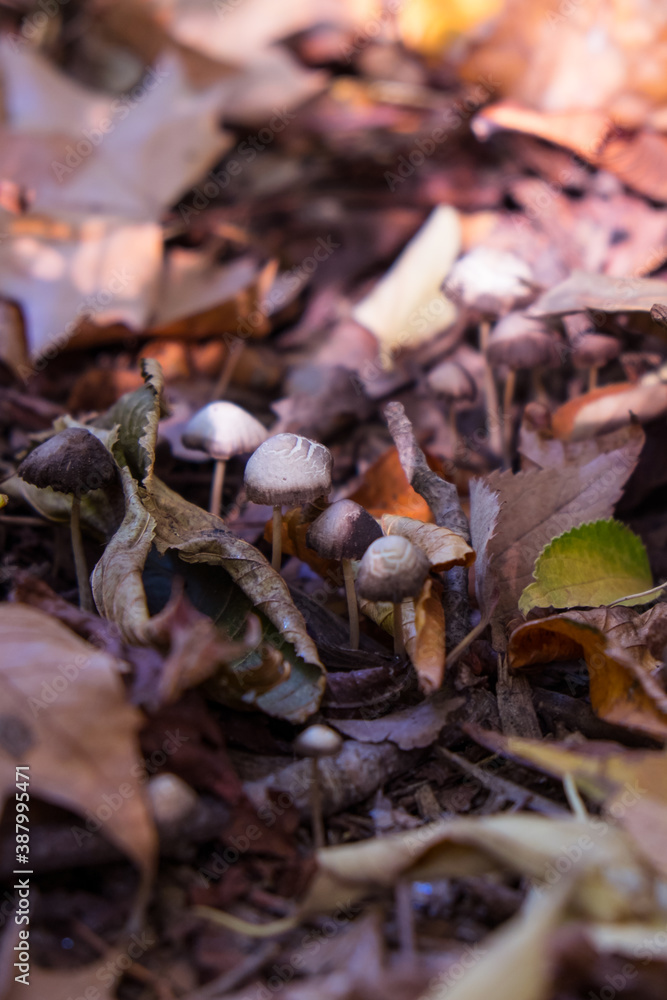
xmin=294 ymin=724 xmax=342 ymax=849
xmin=182 ymin=401 xmax=268 ymax=517
xmin=244 ymin=433 xmax=332 ymax=570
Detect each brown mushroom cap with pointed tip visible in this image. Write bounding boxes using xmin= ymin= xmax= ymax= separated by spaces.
xmin=427 ymin=360 xmax=477 ymax=402
xmin=182 ymin=401 xmax=268 ymax=460
xmin=244 ymin=433 xmax=332 ymax=507
xmin=486 ymin=312 xmax=562 ymax=370
xmin=356 ymin=535 xmax=429 ymax=604
xmin=18 ymin=427 xmax=117 ymax=498
xmin=294 ymin=724 xmax=342 ymax=758
xmin=306 ymin=499 xmax=382 ymax=561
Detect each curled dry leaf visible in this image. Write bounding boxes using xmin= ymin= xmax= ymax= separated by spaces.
xmin=466 ymin=728 xmax=667 ymax=880
xmin=91 ymin=361 xmax=325 ymax=723
xmin=0 ymin=604 xmax=156 ymax=878
xmin=419 ymin=882 xmax=568 ymax=1000
xmin=380 ymin=514 xmax=475 ymax=571
xmin=527 ymin=270 xmax=667 ymax=319
xmin=508 ymin=607 xmax=667 ymax=739
xmin=402 ymin=577 xmax=446 ymax=693
xmin=550 ymin=381 xmax=667 ymax=440
xmin=217 ymin=812 xmax=653 ymax=933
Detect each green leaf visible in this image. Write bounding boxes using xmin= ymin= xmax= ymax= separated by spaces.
xmin=519 ymin=519 xmax=654 ymax=614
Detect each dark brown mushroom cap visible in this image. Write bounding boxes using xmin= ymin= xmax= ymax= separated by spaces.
xmin=570 ymin=333 xmax=621 ymax=370
xmin=18 ymin=427 xmax=117 ymax=498
xmin=244 ymin=433 xmax=332 ymax=507
xmin=294 ymin=724 xmax=342 ymax=758
xmin=487 ymin=312 xmax=562 ymax=370
xmin=306 ymin=499 xmax=382 ymax=561
xmin=442 ymin=248 xmax=535 ymax=315
xmin=356 ymin=535 xmax=429 ymax=604
xmin=427 ymin=360 xmax=477 ymax=403
xmin=182 ymin=401 xmax=267 ymax=460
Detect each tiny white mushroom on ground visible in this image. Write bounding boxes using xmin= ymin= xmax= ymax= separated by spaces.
xmin=294 ymin=723 xmax=342 ymax=849
xmin=182 ymin=401 xmax=268 ymax=517
xmin=244 ymin=433 xmax=332 ymax=571
xmin=443 ymin=247 xmax=536 ymax=458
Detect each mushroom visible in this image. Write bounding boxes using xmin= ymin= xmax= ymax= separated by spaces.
xmin=294 ymin=723 xmax=342 ymax=849
xmin=426 ymin=360 xmax=477 ymax=455
xmin=146 ymin=773 xmax=198 ymax=826
xmin=443 ymin=248 xmax=536 ymax=458
xmin=182 ymin=401 xmax=268 ymax=517
xmin=244 ymin=433 xmax=332 ymax=570
xmin=356 ymin=535 xmax=429 ymax=656
xmin=17 ymin=427 xmax=117 ymax=612
xmin=306 ymin=499 xmax=382 ymax=650
xmin=562 ymin=315 xmax=620 ymax=391
xmin=486 ymin=312 xmax=561 ymax=465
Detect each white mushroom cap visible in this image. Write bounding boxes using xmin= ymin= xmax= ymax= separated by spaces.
xmin=427 ymin=360 xmax=477 ymax=402
xmin=356 ymin=535 xmax=429 ymax=603
xmin=442 ymin=248 xmax=535 ymax=315
xmin=294 ymin=724 xmax=342 ymax=758
xmin=244 ymin=433 xmax=332 ymax=507
xmin=306 ymin=499 xmax=382 ymax=561
xmin=182 ymin=402 xmax=268 ymax=460
xmin=146 ymin=773 xmax=198 ymax=825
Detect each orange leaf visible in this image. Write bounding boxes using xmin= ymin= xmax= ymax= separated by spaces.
xmin=509 ymin=611 xmax=667 ymax=739
xmin=405 ymin=578 xmax=446 ymax=694
xmin=351 ymin=447 xmax=435 ymax=521
xmin=551 ymin=382 xmax=667 ymax=440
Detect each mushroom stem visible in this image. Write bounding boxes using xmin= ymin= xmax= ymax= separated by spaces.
xmin=211 ymin=336 xmax=244 ymax=401
xmin=209 ymin=458 xmax=226 ymax=517
xmin=271 ymin=504 xmax=283 ymax=571
xmin=70 ymin=495 xmax=93 ymax=612
xmin=342 ymin=558 xmax=360 ymax=650
xmin=588 ymin=366 xmax=598 ymax=392
xmin=448 ymin=407 xmax=459 ymax=457
xmin=393 ymin=601 xmax=405 ymax=656
xmin=480 ymin=320 xmax=503 ymax=457
xmin=502 ymin=368 xmax=516 ymax=469
xmin=308 ymin=757 xmax=326 ymax=849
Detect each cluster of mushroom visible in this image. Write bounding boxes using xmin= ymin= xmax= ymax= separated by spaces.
xmin=239 ymin=430 xmax=432 ymax=655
